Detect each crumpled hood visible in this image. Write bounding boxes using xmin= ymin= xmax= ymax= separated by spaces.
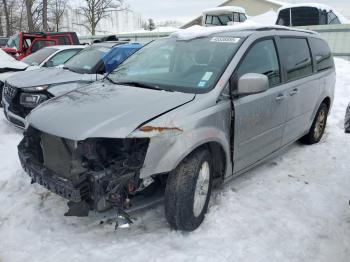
xmin=5 ymin=67 xmax=92 ymax=88
xmin=27 ymin=82 xmax=195 ymax=140
xmin=0 ymin=71 xmax=18 ymax=81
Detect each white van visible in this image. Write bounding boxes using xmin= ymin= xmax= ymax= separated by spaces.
xmin=202 ymin=6 xmax=247 ymax=27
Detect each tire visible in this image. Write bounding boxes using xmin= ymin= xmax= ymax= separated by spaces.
xmin=165 ymin=148 xmax=213 ymax=231
xmin=300 ymin=102 xmax=329 ymax=145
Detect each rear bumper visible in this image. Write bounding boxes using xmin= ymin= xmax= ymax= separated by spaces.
xmin=18 ymin=146 xmax=86 ymax=203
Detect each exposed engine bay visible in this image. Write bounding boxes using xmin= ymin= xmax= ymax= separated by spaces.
xmin=18 ymin=127 xmax=157 ymax=222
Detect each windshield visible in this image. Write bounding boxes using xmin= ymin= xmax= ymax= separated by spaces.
xmin=64 ymin=45 xmax=110 ymax=74
xmin=108 ymin=36 xmax=243 ymax=93
xmin=6 ymin=34 xmax=19 ymax=50
xmin=22 ymin=47 xmax=58 ymax=66
xmin=206 ymin=14 xmax=233 ymax=25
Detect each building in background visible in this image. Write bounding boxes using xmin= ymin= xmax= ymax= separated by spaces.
xmin=60 ymin=6 xmax=143 ymax=36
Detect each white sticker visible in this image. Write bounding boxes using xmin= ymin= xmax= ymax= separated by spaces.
xmin=210 ymin=37 xmax=240 ymax=43
xmin=202 ymin=72 xmax=213 ymax=81
xmin=198 ymin=81 xmax=206 ymax=88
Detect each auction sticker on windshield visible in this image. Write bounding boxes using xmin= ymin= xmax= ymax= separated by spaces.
xmin=210 ymin=37 xmax=240 ymax=43
xmin=202 ymin=72 xmax=213 ymax=81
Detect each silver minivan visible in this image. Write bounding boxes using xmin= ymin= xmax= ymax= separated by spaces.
xmin=18 ymin=26 xmax=335 ymax=231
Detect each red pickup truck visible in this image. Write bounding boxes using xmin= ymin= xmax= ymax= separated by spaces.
xmin=2 ymin=32 xmax=80 ymax=60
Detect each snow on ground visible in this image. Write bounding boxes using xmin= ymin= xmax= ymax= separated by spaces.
xmin=0 ymin=58 xmax=350 ymax=262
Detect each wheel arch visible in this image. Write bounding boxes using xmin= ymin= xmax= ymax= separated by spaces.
xmin=175 ymin=141 xmax=228 ymax=183
xmin=308 ymin=96 xmax=332 ymax=131
xmin=207 ymin=142 xmax=227 ymax=181
xmin=322 ymin=96 xmax=331 ymax=111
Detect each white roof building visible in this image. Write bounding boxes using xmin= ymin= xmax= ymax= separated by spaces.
xmin=182 ymin=0 xmax=285 ymax=28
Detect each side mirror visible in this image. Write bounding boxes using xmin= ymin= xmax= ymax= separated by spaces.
xmin=237 ymin=73 xmax=269 ymax=96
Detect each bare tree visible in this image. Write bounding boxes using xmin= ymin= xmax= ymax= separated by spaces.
xmin=25 ymin=0 xmax=35 ymax=32
xmin=18 ymin=0 xmax=26 ymax=31
xmin=25 ymin=0 xmax=44 ymax=32
xmin=50 ymin=0 xmax=66 ymax=32
xmin=77 ymin=0 xmax=125 ymax=35
xmin=42 ymin=0 xmax=48 ymax=31
xmin=2 ymin=0 xmax=11 ymax=36
xmin=147 ymin=18 xmax=156 ymax=31
xmin=0 ymin=2 xmax=4 ymax=36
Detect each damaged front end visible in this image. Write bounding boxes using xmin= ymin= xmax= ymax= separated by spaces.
xmin=18 ymin=127 xmax=150 ymax=218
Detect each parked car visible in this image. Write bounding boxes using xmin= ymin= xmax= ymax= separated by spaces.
xmin=276 ymin=3 xmax=347 ymax=26
xmin=2 ymin=32 xmax=80 ymax=59
xmin=0 ymin=46 xmax=83 ymax=106
xmin=18 ymin=26 xmax=335 ymax=231
xmin=0 ymin=37 xmax=9 ymax=47
xmin=2 ymin=42 xmax=142 ymax=128
xmin=202 ymin=6 xmax=247 ymax=26
xmin=0 ymin=49 xmax=28 ymax=104
xmin=21 ymin=45 xmax=84 ymax=69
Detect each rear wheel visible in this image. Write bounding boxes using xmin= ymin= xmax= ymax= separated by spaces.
xmin=301 ymin=102 xmax=328 ymax=145
xmin=165 ymin=148 xmax=213 ymax=231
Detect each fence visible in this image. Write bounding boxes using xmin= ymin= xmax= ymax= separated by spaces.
xmin=297 ymin=24 xmax=350 ymax=60
xmin=79 ymin=24 xmax=350 ymax=59
xmin=79 ymin=30 xmax=176 ymax=44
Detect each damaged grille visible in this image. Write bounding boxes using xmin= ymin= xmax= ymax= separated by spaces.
xmin=3 ymin=82 xmax=17 ymax=101
xmin=41 ymin=133 xmax=86 ymax=184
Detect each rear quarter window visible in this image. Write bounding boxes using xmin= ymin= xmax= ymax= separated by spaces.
xmin=309 ymin=38 xmax=334 ymax=72
xmin=280 ymin=38 xmax=313 ymax=81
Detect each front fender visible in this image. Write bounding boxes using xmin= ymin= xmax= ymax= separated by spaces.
xmin=130 ymin=100 xmax=232 ymax=178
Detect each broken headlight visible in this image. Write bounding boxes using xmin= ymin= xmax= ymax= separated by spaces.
xmin=78 ymin=138 xmax=150 ymax=210
xmin=78 ymin=138 xmax=150 ymax=173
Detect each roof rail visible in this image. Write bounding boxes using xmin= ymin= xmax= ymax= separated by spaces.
xmin=254 ymin=26 xmax=318 ymax=35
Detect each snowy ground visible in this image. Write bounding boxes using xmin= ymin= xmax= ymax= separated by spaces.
xmin=0 ymin=58 xmax=350 ymax=262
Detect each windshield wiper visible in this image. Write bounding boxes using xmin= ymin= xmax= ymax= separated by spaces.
xmin=116 ymin=81 xmax=164 ymax=91
xmin=63 ymin=66 xmax=78 ymax=73
xmin=104 ymin=75 xmax=117 ymax=84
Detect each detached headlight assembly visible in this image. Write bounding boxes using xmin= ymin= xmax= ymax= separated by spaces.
xmin=20 ymin=93 xmax=48 ymax=107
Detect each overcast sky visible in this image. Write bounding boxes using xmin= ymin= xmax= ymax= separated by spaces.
xmin=125 ymin=0 xmax=350 ymax=23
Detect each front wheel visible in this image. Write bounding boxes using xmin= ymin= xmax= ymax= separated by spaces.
xmin=301 ymin=102 xmax=329 ymax=145
xmin=165 ymin=148 xmax=213 ymax=231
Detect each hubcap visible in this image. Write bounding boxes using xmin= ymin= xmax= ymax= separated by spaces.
xmin=314 ymin=109 xmax=326 ymax=139
xmin=193 ymin=161 xmax=210 ymax=217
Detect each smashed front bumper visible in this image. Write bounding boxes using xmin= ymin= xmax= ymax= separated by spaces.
xmin=18 ymin=149 xmax=87 ymax=203
xmin=18 ymin=128 xmax=150 ymax=216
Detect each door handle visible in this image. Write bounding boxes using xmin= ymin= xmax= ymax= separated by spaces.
xmin=289 ymin=88 xmax=299 ymax=96
xmin=275 ymin=94 xmax=285 ymax=101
